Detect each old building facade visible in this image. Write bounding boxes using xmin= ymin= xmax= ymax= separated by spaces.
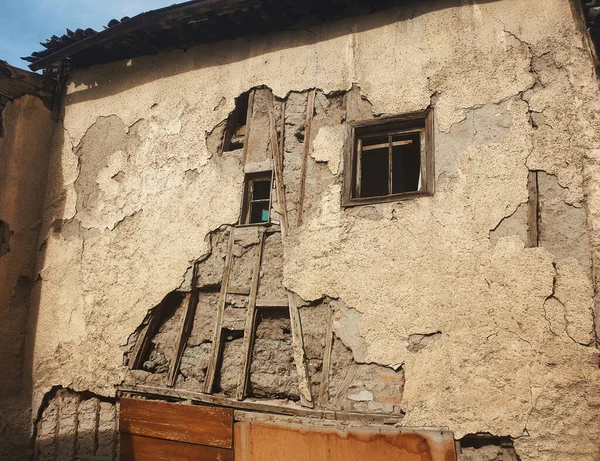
xmin=2 ymin=0 xmax=600 ymax=459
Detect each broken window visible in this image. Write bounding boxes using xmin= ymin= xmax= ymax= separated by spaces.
xmin=241 ymin=171 xmax=273 ymax=225
xmin=343 ymin=110 xmax=434 ymax=206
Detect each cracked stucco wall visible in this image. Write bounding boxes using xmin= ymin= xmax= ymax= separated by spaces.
xmin=0 ymin=95 xmax=55 ymax=460
xmin=27 ymin=0 xmax=600 ymax=460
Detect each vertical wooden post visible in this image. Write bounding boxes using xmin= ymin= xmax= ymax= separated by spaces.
xmin=241 ymin=89 xmax=255 ymax=166
xmin=204 ymin=230 xmax=235 ymax=394
xmin=297 ymin=89 xmax=316 ymax=226
xmin=267 ymin=90 xmax=314 ymax=408
xmin=236 ymin=231 xmax=266 ymax=400
xmin=267 ymin=92 xmax=289 ymax=232
xmin=527 ymin=170 xmax=539 ymax=248
xmin=318 ymin=307 xmax=334 ymax=407
xmin=168 ymin=271 xmax=198 ymax=386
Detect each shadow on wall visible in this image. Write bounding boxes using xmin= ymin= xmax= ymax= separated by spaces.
xmin=0 ymin=95 xmax=61 ymax=461
xmin=64 ymin=0 xmax=500 ymax=106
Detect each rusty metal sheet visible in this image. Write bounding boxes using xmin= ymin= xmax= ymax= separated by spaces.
xmin=234 ymin=420 xmax=456 ymax=461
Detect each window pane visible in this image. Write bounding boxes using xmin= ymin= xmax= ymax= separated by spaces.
xmin=360 ymin=146 xmax=389 ymax=197
xmin=252 ymin=179 xmax=271 ymax=200
xmin=391 ymin=132 xmax=421 ymax=194
xmin=250 ymin=202 xmax=270 ymax=223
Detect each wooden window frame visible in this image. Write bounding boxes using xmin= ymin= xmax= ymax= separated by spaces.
xmin=239 ymin=171 xmax=273 ymax=226
xmin=342 ymin=110 xmax=434 ymax=207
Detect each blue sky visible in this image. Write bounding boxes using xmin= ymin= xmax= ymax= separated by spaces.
xmin=0 ymin=0 xmax=174 ymax=69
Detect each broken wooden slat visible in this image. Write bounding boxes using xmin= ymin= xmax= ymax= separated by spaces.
xmin=255 ymin=299 xmax=288 ymax=309
xmin=241 ymin=89 xmax=255 ymax=166
xmin=318 ymin=307 xmax=334 ymax=407
xmin=267 ymin=91 xmax=289 ymax=233
xmin=227 ymin=286 xmax=251 ymax=296
xmin=297 ymin=89 xmax=316 ymax=226
xmin=236 ymin=230 xmax=267 ymax=400
xmin=333 ymin=364 xmax=358 ymax=407
xmin=527 ymin=170 xmax=539 ymax=248
xmin=129 ymin=303 xmax=165 ymax=370
xmin=167 ymin=267 xmax=199 ymax=386
xmin=120 ymin=433 xmax=233 ymax=461
xmin=288 ymin=293 xmax=314 ymax=408
xmin=204 ymin=229 xmax=235 ymax=394
xmin=120 ymin=398 xmax=233 ymax=449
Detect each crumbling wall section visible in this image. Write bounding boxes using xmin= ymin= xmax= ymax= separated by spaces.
xmin=35 ymin=388 xmax=118 ymax=461
xmin=29 ymin=1 xmax=600 ymax=460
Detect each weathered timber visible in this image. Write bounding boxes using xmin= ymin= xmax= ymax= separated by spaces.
xmin=297 ymin=89 xmax=316 ymax=226
xmin=167 ymin=265 xmax=199 ymax=386
xmin=241 ymin=89 xmax=255 ymax=166
xmin=236 ymin=230 xmax=267 ymax=400
xmin=120 ymin=398 xmax=233 ymax=448
xmin=318 ymin=307 xmax=334 ymax=407
xmin=204 ymin=229 xmax=235 ymax=393
xmin=118 ymin=385 xmax=404 ymax=424
xmin=266 ymin=89 xmax=314 ymax=408
xmin=120 ymin=434 xmax=233 ymax=461
xmin=333 ymin=364 xmax=358 ymax=407
xmin=527 ymin=170 xmax=539 ymax=248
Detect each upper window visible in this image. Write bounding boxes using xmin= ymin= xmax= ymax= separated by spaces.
xmin=241 ymin=171 xmax=273 ymax=225
xmin=343 ymin=110 xmax=434 ymax=206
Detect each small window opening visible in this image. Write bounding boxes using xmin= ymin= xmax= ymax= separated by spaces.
xmin=344 ymin=111 xmax=433 ymax=206
xmin=223 ymin=92 xmax=250 ymax=152
xmin=241 ymin=171 xmax=273 ymax=225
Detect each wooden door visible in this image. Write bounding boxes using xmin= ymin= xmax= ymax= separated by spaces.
xmin=234 ymin=421 xmax=457 ymax=461
xmin=120 ymin=398 xmax=456 ymax=461
xmin=119 ymin=398 xmax=233 ymax=461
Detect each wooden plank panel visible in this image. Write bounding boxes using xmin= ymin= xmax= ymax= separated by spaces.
xmin=234 ymin=421 xmax=456 ymax=461
xmin=119 ymin=398 xmax=233 ymax=449
xmin=120 ymin=433 xmax=233 ymax=461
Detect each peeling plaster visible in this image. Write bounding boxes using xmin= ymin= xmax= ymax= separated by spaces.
xmin=28 ymin=1 xmax=600 ymax=460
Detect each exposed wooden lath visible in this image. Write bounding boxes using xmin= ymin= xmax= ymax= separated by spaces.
xmin=24 ymin=0 xmax=397 ymax=72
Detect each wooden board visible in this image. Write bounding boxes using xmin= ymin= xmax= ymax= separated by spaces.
xmin=119 ymin=398 xmax=233 ymax=449
xmin=234 ymin=421 xmax=456 ymax=461
xmin=120 ymin=434 xmax=233 ymax=461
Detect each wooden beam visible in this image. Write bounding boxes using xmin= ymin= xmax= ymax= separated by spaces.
xmin=267 ymin=91 xmax=288 ymax=233
xmin=527 ymin=170 xmax=539 ymax=248
xmin=236 ymin=230 xmax=266 ymax=400
xmin=129 ymin=303 xmax=165 ymax=370
xmin=118 ymin=384 xmax=404 ymax=424
xmin=267 ymin=89 xmax=313 ymax=408
xmin=204 ymin=230 xmax=235 ymax=393
xmin=28 ymin=0 xmax=266 ymax=71
xmin=333 ymin=364 xmax=358 ymax=407
xmin=227 ymin=286 xmax=250 ymax=296
xmin=241 ymin=89 xmax=255 ymax=165
xmin=288 ymin=293 xmax=314 ymax=408
xmin=318 ymin=307 xmax=334 ymax=407
xmin=167 ymin=266 xmax=199 ymax=387
xmin=297 ymin=89 xmax=316 ymax=226
xmin=255 ymin=299 xmax=288 ymax=309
